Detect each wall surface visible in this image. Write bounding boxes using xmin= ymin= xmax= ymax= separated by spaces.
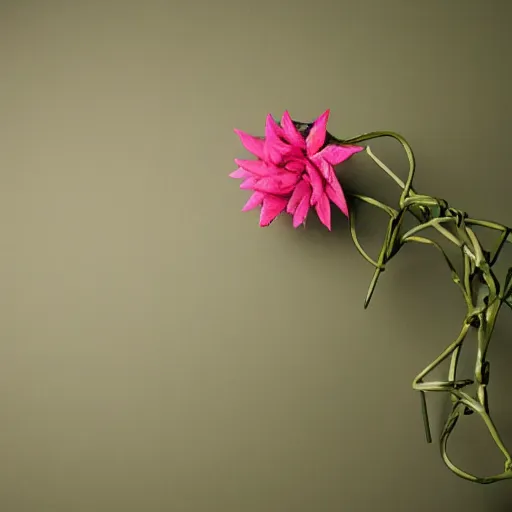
xmin=1 ymin=1 xmax=511 ymax=511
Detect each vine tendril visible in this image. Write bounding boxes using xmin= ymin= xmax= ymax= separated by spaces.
xmin=335 ymin=135 xmax=512 ymax=485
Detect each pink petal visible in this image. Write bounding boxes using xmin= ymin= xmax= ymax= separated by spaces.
xmin=234 ymin=158 xmax=270 ymax=177
xmin=306 ymin=109 xmax=330 ymax=156
xmin=293 ymin=193 xmax=311 ymax=228
xmin=316 ymin=144 xmax=363 ymax=165
xmin=326 ymin=173 xmax=343 ymax=198
xmin=242 ymin=191 xmax=265 ymax=211
xmin=264 ymin=114 xmax=290 ymax=164
xmin=326 ymin=180 xmax=349 ymax=217
xmin=276 ymin=171 xmax=300 ymax=194
xmin=240 ymin=177 xmax=257 ymax=190
xmin=264 ymin=115 xmax=304 ymax=165
xmin=234 ymin=129 xmax=265 ymax=159
xmin=315 ymin=192 xmax=331 ymax=230
xmin=285 ymin=159 xmax=305 ymax=173
xmin=252 ymin=177 xmax=284 ymax=195
xmin=265 ymin=113 xmax=286 ymax=139
xmin=310 ymin=154 xmax=335 ymax=182
xmin=305 ymin=161 xmax=324 ymax=206
xmin=229 ymin=167 xmax=251 ymax=179
xmin=280 ymin=111 xmax=306 ymax=148
xmin=260 ymin=195 xmax=288 ymax=227
xmin=287 ymin=179 xmax=311 ymax=214
xmin=264 ymin=143 xmax=285 ymax=166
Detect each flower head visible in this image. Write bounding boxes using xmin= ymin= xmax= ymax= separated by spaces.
xmin=231 ymin=110 xmax=363 ymax=230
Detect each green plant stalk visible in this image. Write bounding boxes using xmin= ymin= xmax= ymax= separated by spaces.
xmin=331 ymin=131 xmax=512 ymax=484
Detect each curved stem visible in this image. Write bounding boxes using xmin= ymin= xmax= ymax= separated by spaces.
xmin=402 ymin=235 xmax=471 ymax=308
xmin=351 ymin=194 xmax=398 ymax=218
xmin=334 ymin=130 xmax=416 ymax=202
xmin=440 ymin=403 xmax=512 ymax=484
xmin=365 ymin=146 xmax=405 ymax=189
xmin=348 ymin=211 xmax=382 ymax=268
xmin=338 ymin=129 xmax=512 ymax=484
xmin=466 ymin=218 xmax=510 ymax=233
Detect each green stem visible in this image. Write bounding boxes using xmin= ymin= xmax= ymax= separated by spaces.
xmin=334 ymin=130 xmax=417 ymax=202
xmin=340 ymin=129 xmax=512 ymax=484
xmin=365 ymin=146 xmax=406 ymax=189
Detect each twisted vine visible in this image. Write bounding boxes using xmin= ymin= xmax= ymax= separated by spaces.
xmin=330 ymin=130 xmax=512 ymax=484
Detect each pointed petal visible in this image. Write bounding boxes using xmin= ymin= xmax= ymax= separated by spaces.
xmin=293 ymin=193 xmax=311 ymax=228
xmin=264 ymin=114 xmax=289 ymax=164
xmin=310 ymin=154 xmax=335 ymax=181
xmin=229 ymin=167 xmax=251 ymax=179
xmin=315 ymin=192 xmax=331 ymax=230
xmin=305 ymin=161 xmax=324 ymax=206
xmin=326 ymin=172 xmax=344 ymax=198
xmin=259 ymin=195 xmax=288 ymax=227
xmin=316 ymin=144 xmax=363 ymax=165
xmin=242 ymin=191 xmax=265 ymax=211
xmin=326 ymin=180 xmax=349 ymax=217
xmin=285 ymin=159 xmax=305 ymax=173
xmin=265 ymin=113 xmax=286 ymax=140
xmin=234 ymin=129 xmax=265 ymax=159
xmin=306 ymin=109 xmax=330 ymax=156
xmin=234 ymin=158 xmax=270 ymax=177
xmin=252 ymin=177 xmax=284 ymax=195
xmin=280 ymin=111 xmax=306 ymax=148
xmin=276 ymin=171 xmax=300 ymax=194
xmin=286 ymin=179 xmax=311 ymax=214
xmin=263 ymin=114 xmax=303 ymax=165
xmin=264 ymin=142 xmax=285 ymax=166
xmin=240 ymin=177 xmax=257 ymax=190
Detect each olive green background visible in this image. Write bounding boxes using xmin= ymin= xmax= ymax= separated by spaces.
xmin=1 ymin=1 xmax=511 ymax=510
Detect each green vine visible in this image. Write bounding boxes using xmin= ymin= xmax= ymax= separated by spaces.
xmin=330 ymin=131 xmax=512 ymax=484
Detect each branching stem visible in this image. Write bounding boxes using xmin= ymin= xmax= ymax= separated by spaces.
xmin=334 ymin=134 xmax=512 ymax=485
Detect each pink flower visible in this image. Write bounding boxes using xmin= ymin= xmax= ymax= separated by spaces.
xmin=230 ymin=109 xmax=363 ymax=230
